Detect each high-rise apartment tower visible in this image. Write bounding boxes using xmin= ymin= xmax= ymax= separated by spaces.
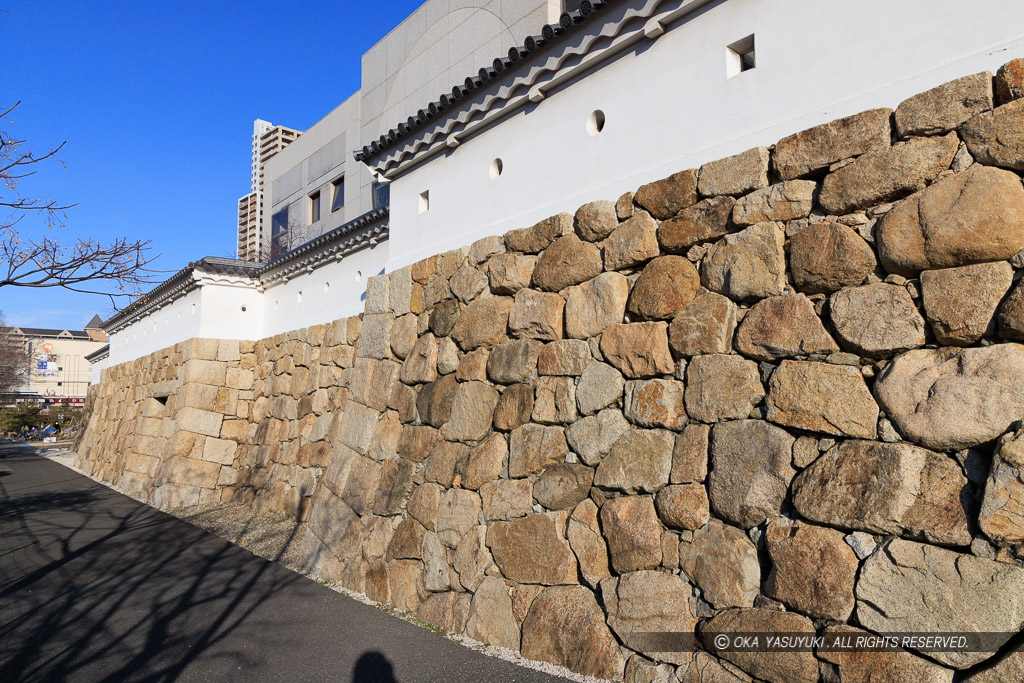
xmin=236 ymin=119 xmax=301 ymax=260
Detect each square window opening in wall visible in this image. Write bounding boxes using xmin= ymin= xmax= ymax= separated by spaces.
xmin=726 ymin=34 xmax=755 ymax=79
xmin=309 ymin=190 xmax=321 ymax=224
xmin=331 ymin=176 xmax=345 ymax=213
xmin=418 ymin=190 xmax=430 ymax=215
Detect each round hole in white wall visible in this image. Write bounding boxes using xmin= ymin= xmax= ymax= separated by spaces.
xmin=489 ymin=158 xmax=503 ymax=179
xmin=324 ymin=282 xmax=331 ymax=294
xmin=191 ymin=303 xmax=196 ymax=315
xmin=587 ymin=109 xmax=606 ymax=135
xmin=241 ymin=305 xmax=247 ymax=312
xmin=355 ymin=271 xmax=362 ymax=283
xmin=297 ymin=291 xmax=303 ymax=304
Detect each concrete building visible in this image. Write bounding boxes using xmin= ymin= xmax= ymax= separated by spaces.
xmin=261 ymin=0 xmax=561 ymax=259
xmin=236 ymin=119 xmax=302 ymax=261
xmin=108 ymin=0 xmax=1024 ymax=369
xmin=4 ymin=316 xmax=108 ymax=405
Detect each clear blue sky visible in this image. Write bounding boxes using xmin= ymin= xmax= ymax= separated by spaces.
xmin=1 ymin=0 xmax=423 ymax=330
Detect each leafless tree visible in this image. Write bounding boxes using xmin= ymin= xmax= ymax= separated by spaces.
xmin=1 ymin=101 xmax=158 ymax=305
xmin=0 ymin=310 xmax=30 ymax=396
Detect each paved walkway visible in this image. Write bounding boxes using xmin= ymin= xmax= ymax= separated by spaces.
xmin=0 ymin=441 xmax=564 ymax=682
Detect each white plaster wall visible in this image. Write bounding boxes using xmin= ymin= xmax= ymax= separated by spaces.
xmin=107 ymin=281 xmax=264 ymax=366
xmin=107 ymin=288 xmax=205 ymax=366
xmin=260 ymin=242 xmax=389 ymax=338
xmin=198 ymin=282 xmax=265 ymax=341
xmin=386 ymin=0 xmax=1024 ymax=270
xmin=89 ymin=357 xmax=109 ymax=385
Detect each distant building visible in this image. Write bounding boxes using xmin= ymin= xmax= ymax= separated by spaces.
xmin=2 ymin=315 xmax=108 ymax=406
xmin=236 ymin=120 xmax=302 ymax=261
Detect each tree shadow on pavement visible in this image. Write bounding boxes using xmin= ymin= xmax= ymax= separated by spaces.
xmin=0 ymin=441 xmax=308 ymax=683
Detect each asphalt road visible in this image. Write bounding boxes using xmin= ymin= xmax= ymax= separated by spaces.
xmin=0 ymin=441 xmax=565 ymax=683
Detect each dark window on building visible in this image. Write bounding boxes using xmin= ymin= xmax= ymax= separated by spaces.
xmin=331 ymin=177 xmax=345 ymax=212
xmin=271 ymin=208 xmax=289 ymax=259
xmin=309 ymin=191 xmax=321 ymax=224
xmin=372 ymin=182 xmax=390 ymax=209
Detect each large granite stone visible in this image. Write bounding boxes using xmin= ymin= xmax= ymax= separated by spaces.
xmin=634 ymin=168 xmax=699 ymax=220
xmin=828 ymin=283 xmax=927 ymax=358
xmin=708 ymin=420 xmax=795 ymax=528
xmin=504 ymin=213 xmax=572 ymax=254
xmin=960 ymin=98 xmax=1024 ymax=171
xmin=684 ymin=354 xmax=764 ymax=423
xmin=895 ymin=71 xmax=993 ymax=137
xmin=604 ymin=211 xmax=660 ymax=271
xmin=624 ymin=379 xmax=687 ymax=430
xmin=466 ymin=575 xmax=520 ymax=649
xmin=680 ymin=519 xmax=760 ymax=609
xmin=734 ymin=294 xmax=838 ymax=361
xmin=732 ymin=180 xmax=817 ymax=226
xmin=600 ymin=322 xmax=674 ymax=378
xmin=979 ymin=429 xmax=1024 ymax=544
xmin=487 ymin=339 xmax=542 ymax=384
xmin=701 ymin=222 xmax=786 ymax=303
xmin=874 ymin=344 xmax=1024 ymax=450
xmin=793 ymin=439 xmax=971 ymax=546
xmin=508 ymin=424 xmax=569 ymax=478
xmin=818 ymin=132 xmax=959 ymax=215
xmin=508 ymin=288 xmax=564 ymax=341
xmin=451 ymin=296 xmax=513 ymax=351
xmin=766 ymin=361 xmax=878 ymax=438
xmin=601 ymin=570 xmax=697 ymax=665
xmin=698 ymin=147 xmax=769 ymax=197
xmin=627 ymin=256 xmax=701 ymax=321
xmin=773 ymin=108 xmax=892 ymax=180
xmin=600 ymin=495 xmax=663 ymax=573
xmin=857 ymin=538 xmax=1024 ymax=668
xmin=568 ymin=499 xmax=611 ymax=588
xmin=668 ymin=290 xmax=738 ymax=357
xmin=701 ymin=608 xmax=818 ymax=683
xmin=921 ymin=261 xmax=1013 ymax=345
xmin=789 ymin=222 xmax=876 ymax=294
xmin=487 ymin=511 xmax=578 ymax=585
xmin=521 ymin=585 xmax=626 ymax=679
xmin=532 ymin=235 xmax=603 ymax=292
xmin=876 ymin=165 xmax=1024 ymax=276
xmin=764 ymin=518 xmax=859 ymax=620
xmin=564 ymin=272 xmax=629 ymax=339
xmin=657 ymin=196 xmax=736 ymax=253
xmin=595 ymin=429 xmax=674 ymax=493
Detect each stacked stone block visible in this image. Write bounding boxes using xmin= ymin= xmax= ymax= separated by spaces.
xmin=76 ymin=338 xmax=254 ymax=508
xmin=76 ymin=59 xmax=1024 ymax=682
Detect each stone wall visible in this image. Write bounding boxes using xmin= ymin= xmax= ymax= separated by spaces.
xmin=77 ymin=59 xmax=1024 ymax=682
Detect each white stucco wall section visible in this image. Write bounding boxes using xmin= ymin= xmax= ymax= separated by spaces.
xmin=385 ymin=0 xmax=1024 ymax=271
xmin=107 ymin=288 xmax=205 ymax=366
xmin=260 ymin=242 xmax=388 ymax=338
xmin=105 ymin=242 xmax=390 ymax=365
xmin=106 ymin=275 xmax=265 ymax=367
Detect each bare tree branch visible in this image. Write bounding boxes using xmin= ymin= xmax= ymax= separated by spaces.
xmin=1 ymin=101 xmax=159 ymax=305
